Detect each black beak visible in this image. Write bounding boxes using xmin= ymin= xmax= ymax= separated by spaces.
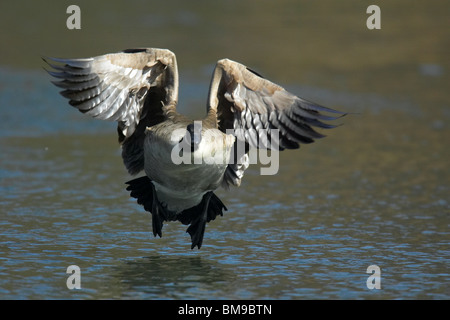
xmin=186 ymin=122 xmax=202 ymax=152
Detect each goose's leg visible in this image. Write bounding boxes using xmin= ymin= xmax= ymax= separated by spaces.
xmin=125 ymin=176 xmax=165 ymax=238
xmin=186 ymin=192 xmax=213 ymax=249
xmin=150 ymin=182 xmax=164 ymax=238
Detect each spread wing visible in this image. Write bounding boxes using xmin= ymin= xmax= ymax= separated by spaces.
xmin=207 ymin=58 xmax=345 ymax=187
xmin=45 ymin=48 xmax=179 ymax=175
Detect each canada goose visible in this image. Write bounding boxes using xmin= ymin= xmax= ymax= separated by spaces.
xmin=45 ymin=48 xmax=344 ymax=249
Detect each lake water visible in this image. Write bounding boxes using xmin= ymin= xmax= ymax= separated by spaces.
xmin=0 ymin=0 xmax=449 ymax=300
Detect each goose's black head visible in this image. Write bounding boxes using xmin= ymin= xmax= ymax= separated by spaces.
xmin=180 ymin=122 xmax=202 ymax=152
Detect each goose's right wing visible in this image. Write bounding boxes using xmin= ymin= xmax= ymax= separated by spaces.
xmin=44 ymin=48 xmax=178 ymax=140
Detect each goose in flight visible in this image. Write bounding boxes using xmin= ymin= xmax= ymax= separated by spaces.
xmin=45 ymin=48 xmax=344 ymax=249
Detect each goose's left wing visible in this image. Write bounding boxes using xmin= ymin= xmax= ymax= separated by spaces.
xmin=207 ymin=58 xmax=345 ymax=186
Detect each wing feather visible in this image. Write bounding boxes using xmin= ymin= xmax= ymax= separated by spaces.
xmin=208 ymin=58 xmax=344 ymax=150
xmin=45 ymin=48 xmax=179 ymax=175
xmin=207 ymin=58 xmax=345 ymax=186
xmin=45 ymin=48 xmax=178 ymax=138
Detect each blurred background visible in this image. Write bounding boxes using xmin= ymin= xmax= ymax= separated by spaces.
xmin=0 ymin=0 xmax=448 ymax=299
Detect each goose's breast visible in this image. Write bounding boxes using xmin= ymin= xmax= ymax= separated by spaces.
xmin=143 ymin=125 xmax=235 ymax=211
